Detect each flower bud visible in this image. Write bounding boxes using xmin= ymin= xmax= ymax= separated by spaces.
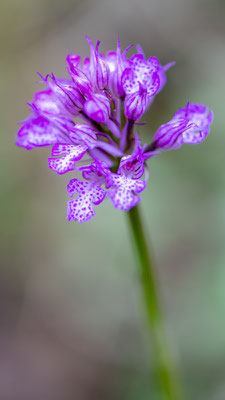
xmin=154 ymin=103 xmax=214 ymax=150
xmin=124 ymin=85 xmax=148 ymax=121
xmin=83 ymin=94 xmax=111 ymax=123
xmin=48 ymin=75 xmax=85 ymax=113
xmin=153 ymin=119 xmax=187 ymax=150
xmin=67 ymin=65 xmax=93 ymax=98
xmin=96 ymin=55 xmax=110 ymax=90
xmin=86 ymin=37 xmax=110 ymax=90
xmin=95 ymin=45 xmax=110 ymax=90
xmin=113 ymin=38 xmax=127 ymax=97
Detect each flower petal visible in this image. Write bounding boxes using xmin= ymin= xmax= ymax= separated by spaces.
xmin=154 ymin=119 xmax=187 ymax=150
xmin=122 ymin=54 xmax=160 ymax=97
xmin=48 ymin=143 xmax=87 ymax=174
xmin=67 ymin=198 xmax=95 ymax=223
xmin=107 ymin=173 xmax=146 ymax=211
xmin=16 ymin=116 xmax=61 ymax=149
xmin=33 ymin=89 xmax=63 ymax=116
xmin=173 ymin=103 xmax=214 ymax=142
xmin=154 ymin=103 xmax=214 ymax=150
xmin=67 ymin=178 xmax=106 ymax=222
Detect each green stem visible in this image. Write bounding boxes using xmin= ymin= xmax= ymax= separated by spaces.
xmin=127 ymin=205 xmax=183 ymax=400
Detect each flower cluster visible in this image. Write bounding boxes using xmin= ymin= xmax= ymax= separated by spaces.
xmin=16 ymin=37 xmax=213 ymax=222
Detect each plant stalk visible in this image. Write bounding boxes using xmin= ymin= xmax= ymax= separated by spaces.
xmin=127 ymin=205 xmax=183 ymax=400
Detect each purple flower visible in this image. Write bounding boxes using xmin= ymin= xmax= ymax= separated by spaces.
xmin=48 ymin=124 xmax=98 ymax=174
xmin=106 ymin=146 xmax=147 ymax=211
xmin=124 ymin=85 xmax=148 ymax=121
xmin=118 ymin=133 xmax=147 ymax=178
xmin=16 ymin=37 xmax=214 ymax=222
xmin=153 ymin=103 xmax=214 ymax=150
xmin=86 ymin=37 xmax=110 ymax=90
xmin=107 ymin=172 xmax=146 ymax=211
xmin=67 ymin=162 xmax=107 ymax=222
xmin=122 ymin=54 xmax=160 ymax=120
xmin=122 ymin=54 xmax=160 ymax=97
xmin=67 ymin=65 xmax=92 ymax=100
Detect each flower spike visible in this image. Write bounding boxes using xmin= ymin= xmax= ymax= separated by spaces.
xmin=16 ymin=37 xmax=214 ymax=222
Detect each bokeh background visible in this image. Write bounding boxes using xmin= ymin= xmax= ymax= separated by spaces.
xmin=1 ymin=0 xmax=225 ymax=399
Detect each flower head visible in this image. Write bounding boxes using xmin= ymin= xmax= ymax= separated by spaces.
xmin=16 ymin=37 xmax=213 ymax=222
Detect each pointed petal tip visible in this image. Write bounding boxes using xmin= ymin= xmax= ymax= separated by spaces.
xmin=163 ymin=61 xmax=176 ymax=71
xmin=86 ymin=35 xmax=94 ymax=47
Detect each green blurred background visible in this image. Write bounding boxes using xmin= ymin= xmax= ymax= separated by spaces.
xmin=0 ymin=0 xmax=225 ymax=399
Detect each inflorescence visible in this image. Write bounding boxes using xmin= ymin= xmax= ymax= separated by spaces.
xmin=16 ymin=37 xmax=213 ymax=222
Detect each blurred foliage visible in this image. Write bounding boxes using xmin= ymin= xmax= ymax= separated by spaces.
xmin=0 ymin=0 xmax=225 ymax=399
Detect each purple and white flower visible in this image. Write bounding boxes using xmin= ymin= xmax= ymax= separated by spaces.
xmin=67 ymin=162 xmax=107 ymax=223
xmin=153 ymin=102 xmax=214 ymax=150
xmin=16 ymin=37 xmax=214 ymax=222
